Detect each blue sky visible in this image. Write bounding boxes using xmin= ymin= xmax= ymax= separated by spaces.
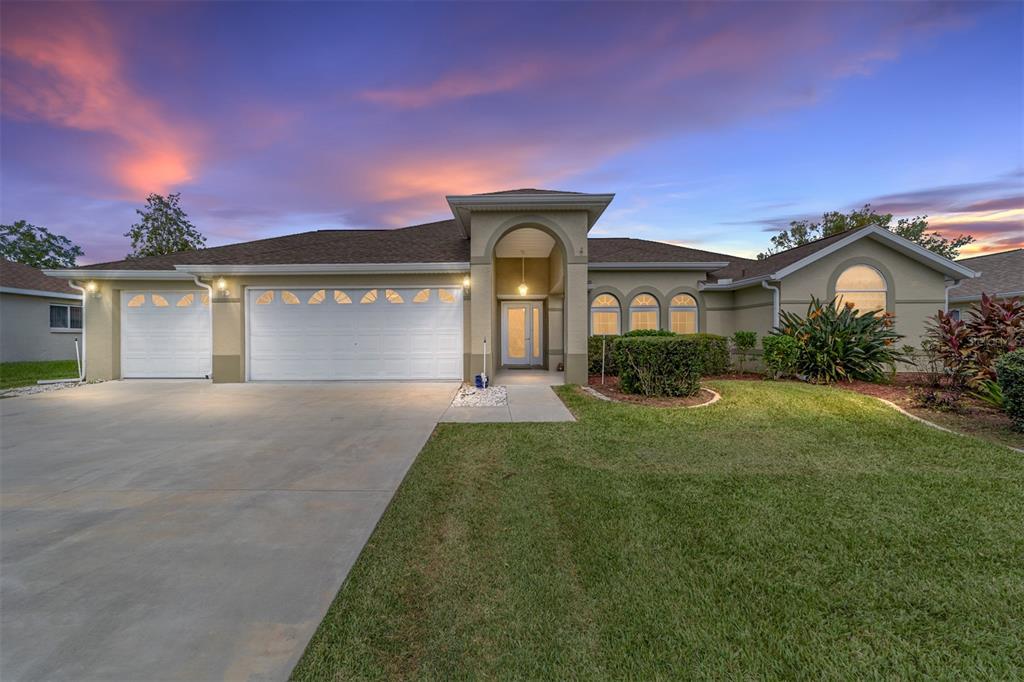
xmin=2 ymin=1 xmax=1021 ymax=263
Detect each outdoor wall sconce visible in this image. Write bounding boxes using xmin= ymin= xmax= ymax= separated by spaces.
xmin=86 ymin=281 xmax=100 ymax=298
xmin=462 ymin=275 xmax=471 ymax=289
xmin=216 ymin=278 xmax=230 ymax=297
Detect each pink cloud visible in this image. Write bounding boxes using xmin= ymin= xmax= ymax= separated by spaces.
xmin=359 ymin=60 xmax=548 ymax=109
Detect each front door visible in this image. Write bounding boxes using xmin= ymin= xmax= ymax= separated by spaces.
xmin=501 ymin=301 xmax=543 ymax=367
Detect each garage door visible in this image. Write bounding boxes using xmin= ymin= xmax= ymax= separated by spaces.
xmin=121 ymin=291 xmax=211 ymax=378
xmin=247 ymin=287 xmax=463 ymax=380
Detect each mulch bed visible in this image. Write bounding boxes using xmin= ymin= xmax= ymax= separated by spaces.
xmin=587 ymin=375 xmax=717 ymax=408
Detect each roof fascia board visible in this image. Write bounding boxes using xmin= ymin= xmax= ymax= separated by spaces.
xmin=43 ymin=269 xmax=194 ymax=280
xmin=589 ymin=261 xmax=728 ymax=271
xmin=174 ymin=262 xmax=471 ymax=274
xmin=699 ymin=275 xmax=771 ymax=291
xmin=950 ymin=290 xmax=1024 ymax=302
xmin=772 ymin=225 xmax=979 ymax=280
xmin=0 ymin=286 xmax=82 ymax=300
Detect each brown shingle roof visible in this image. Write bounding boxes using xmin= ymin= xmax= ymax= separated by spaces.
xmin=587 ymin=238 xmax=742 ymax=264
xmin=0 ymin=258 xmax=78 ymax=295
xmin=710 ymin=226 xmax=866 ymax=280
xmin=78 ymin=219 xmax=470 ymax=270
xmin=952 ymin=248 xmax=1024 ymax=300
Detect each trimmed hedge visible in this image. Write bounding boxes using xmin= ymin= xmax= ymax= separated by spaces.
xmin=612 ymin=335 xmax=702 ymax=397
xmin=588 ymin=332 xmax=728 ymax=377
xmin=762 ymin=335 xmax=800 ymax=379
xmin=996 ymin=349 xmax=1024 ymax=431
xmin=588 ymin=335 xmax=618 ymax=375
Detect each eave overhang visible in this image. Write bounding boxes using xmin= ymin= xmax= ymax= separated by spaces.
xmin=589 ymin=261 xmax=728 ymax=271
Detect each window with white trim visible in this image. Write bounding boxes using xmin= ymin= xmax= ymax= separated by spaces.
xmin=669 ymin=294 xmax=698 ymax=334
xmin=50 ymin=304 xmax=82 ymax=330
xmin=835 ymin=265 xmax=886 ymax=316
xmin=590 ymin=294 xmax=620 ymax=335
xmin=629 ymin=294 xmax=659 ymax=331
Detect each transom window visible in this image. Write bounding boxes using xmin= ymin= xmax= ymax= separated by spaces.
xmin=438 ymin=289 xmax=457 ymax=303
xmin=127 ymin=294 xmax=145 ymax=308
xmin=385 ymin=289 xmax=404 ymax=303
xmin=334 ymin=290 xmax=351 ymax=304
xmin=629 ymin=294 xmax=659 ymax=331
xmin=669 ymin=293 xmax=698 ymax=334
xmin=255 ymin=291 xmax=274 ymax=305
xmin=176 ymin=293 xmax=194 ymax=307
xmin=281 ymin=291 xmax=300 ymax=305
xmin=361 ymin=289 xmax=378 ymax=304
xmin=49 ymin=304 xmax=82 ymax=330
xmin=151 ymin=294 xmax=169 ymax=308
xmin=835 ymin=265 xmax=886 ymax=316
xmin=590 ymin=293 xmax=620 ymax=335
xmin=308 ymin=289 xmax=326 ymax=304
xmin=413 ymin=289 xmax=430 ymax=303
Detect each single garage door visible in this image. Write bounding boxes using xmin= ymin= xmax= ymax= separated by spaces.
xmin=247 ymin=287 xmax=463 ymax=380
xmin=121 ymin=291 xmax=211 ymax=378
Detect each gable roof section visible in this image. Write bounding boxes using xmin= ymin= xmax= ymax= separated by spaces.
xmin=705 ymin=224 xmax=977 ymax=288
xmin=471 ymin=188 xmax=586 ymax=196
xmin=951 ymin=248 xmax=1024 ymax=301
xmin=0 ymin=258 xmax=81 ymax=298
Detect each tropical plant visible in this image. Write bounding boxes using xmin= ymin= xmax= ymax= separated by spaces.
xmin=0 ymin=220 xmax=84 ymax=268
xmin=772 ymin=297 xmax=910 ymax=383
xmin=731 ymin=331 xmax=757 ymax=373
xmin=762 ymin=335 xmax=799 ymax=380
xmin=996 ymin=350 xmax=1024 ymax=431
xmin=924 ymin=294 xmax=1024 ymax=391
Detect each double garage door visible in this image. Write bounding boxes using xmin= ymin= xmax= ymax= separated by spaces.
xmin=247 ymin=287 xmax=463 ymax=381
xmin=120 ymin=287 xmax=463 ymax=380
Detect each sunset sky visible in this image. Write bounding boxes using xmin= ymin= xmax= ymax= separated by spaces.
xmin=2 ymin=1 xmax=1021 ymax=264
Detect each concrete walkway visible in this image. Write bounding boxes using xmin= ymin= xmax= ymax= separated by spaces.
xmin=440 ymin=384 xmax=575 ymax=423
xmin=1 ymin=380 xmax=458 ymax=682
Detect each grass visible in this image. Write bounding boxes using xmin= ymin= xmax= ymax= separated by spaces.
xmin=293 ymin=381 xmax=1024 ymax=680
xmin=0 ymin=360 xmax=79 ymax=390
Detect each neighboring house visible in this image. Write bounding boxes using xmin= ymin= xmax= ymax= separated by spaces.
xmin=46 ymin=189 xmax=977 ymax=383
xmin=948 ymin=248 xmax=1024 ymax=320
xmin=1 ymin=258 xmax=84 ymax=363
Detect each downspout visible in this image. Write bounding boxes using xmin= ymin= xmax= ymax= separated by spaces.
xmin=68 ymin=280 xmax=87 ymax=381
xmin=944 ymin=278 xmax=963 ymax=313
xmin=190 ymin=274 xmax=215 ymax=380
xmin=762 ymin=280 xmax=780 ymax=331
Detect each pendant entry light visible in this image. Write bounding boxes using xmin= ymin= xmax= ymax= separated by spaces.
xmin=518 ymin=251 xmax=528 ymax=296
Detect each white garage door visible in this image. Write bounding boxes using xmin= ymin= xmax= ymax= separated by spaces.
xmin=247 ymin=287 xmax=463 ymax=381
xmin=121 ymin=291 xmax=211 ymax=378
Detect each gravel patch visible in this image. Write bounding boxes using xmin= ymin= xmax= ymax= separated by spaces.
xmin=451 ymin=384 xmax=508 ymax=407
xmin=1 ymin=381 xmax=83 ymax=399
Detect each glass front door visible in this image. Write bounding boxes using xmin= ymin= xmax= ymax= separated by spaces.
xmin=501 ymin=301 xmax=543 ymax=367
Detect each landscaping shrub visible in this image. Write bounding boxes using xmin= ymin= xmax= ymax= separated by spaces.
xmin=925 ymin=294 xmax=1024 ymax=391
xmin=731 ymin=330 xmax=757 ymax=373
xmin=588 ymin=335 xmax=619 ymax=375
xmin=623 ymin=329 xmax=676 ymax=337
xmin=996 ymin=349 xmax=1024 ymax=431
xmin=773 ymin=297 xmax=910 ymax=383
xmin=686 ymin=333 xmax=729 ymax=375
xmin=762 ymin=335 xmax=799 ymax=380
xmin=611 ymin=335 xmax=701 ymax=396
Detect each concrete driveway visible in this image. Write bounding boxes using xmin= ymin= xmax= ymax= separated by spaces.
xmin=0 ymin=380 xmax=458 ymax=681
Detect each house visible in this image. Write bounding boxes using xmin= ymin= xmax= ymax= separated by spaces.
xmin=45 ymin=189 xmax=977 ymax=383
xmin=948 ymin=248 xmax=1024 ymax=319
xmin=1 ymin=258 xmax=84 ymax=363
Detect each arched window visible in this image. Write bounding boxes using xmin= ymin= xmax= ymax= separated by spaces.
xmin=151 ymin=294 xmax=169 ymax=308
xmin=385 ymin=289 xmax=404 ymax=303
xmin=669 ymin=294 xmax=698 ymax=334
xmin=438 ymin=289 xmax=457 ymax=303
xmin=127 ymin=294 xmax=145 ymax=308
xmin=333 ymin=290 xmax=351 ymax=304
xmin=255 ymin=291 xmax=274 ymax=305
xmin=590 ymin=294 xmax=620 ymax=335
xmin=361 ymin=289 xmax=378 ymax=304
xmin=308 ymin=289 xmax=325 ymax=304
xmin=281 ymin=291 xmax=300 ymax=305
xmin=835 ymin=265 xmax=887 ymax=316
xmin=176 ymin=293 xmax=194 ymax=307
xmin=629 ymin=294 xmax=659 ymax=331
xmin=412 ymin=289 xmax=430 ymax=303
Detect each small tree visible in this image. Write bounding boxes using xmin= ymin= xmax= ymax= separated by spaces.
xmin=0 ymin=220 xmax=84 ymax=268
xmin=731 ymin=331 xmax=757 ymax=374
xmin=758 ymin=205 xmax=973 ymax=260
xmin=125 ymin=193 xmax=206 ymax=258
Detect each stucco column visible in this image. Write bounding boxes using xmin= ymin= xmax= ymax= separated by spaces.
xmin=469 ymin=261 xmax=494 ymax=381
xmin=564 ymin=262 xmax=589 ymax=383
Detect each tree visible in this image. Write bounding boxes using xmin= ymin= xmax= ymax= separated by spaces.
xmin=0 ymin=220 xmax=84 ymax=268
xmin=125 ymin=193 xmax=206 ymax=258
xmin=757 ymin=204 xmax=974 ymax=260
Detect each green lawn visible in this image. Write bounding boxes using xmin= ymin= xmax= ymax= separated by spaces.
xmin=0 ymin=360 xmax=79 ymax=390
xmin=293 ymin=382 xmax=1024 ymax=680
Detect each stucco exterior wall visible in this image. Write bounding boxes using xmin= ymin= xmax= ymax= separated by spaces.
xmin=586 ymin=270 xmax=708 ymax=333
xmin=779 ymin=237 xmax=947 ymax=349
xmin=0 ymin=293 xmax=82 ymax=362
